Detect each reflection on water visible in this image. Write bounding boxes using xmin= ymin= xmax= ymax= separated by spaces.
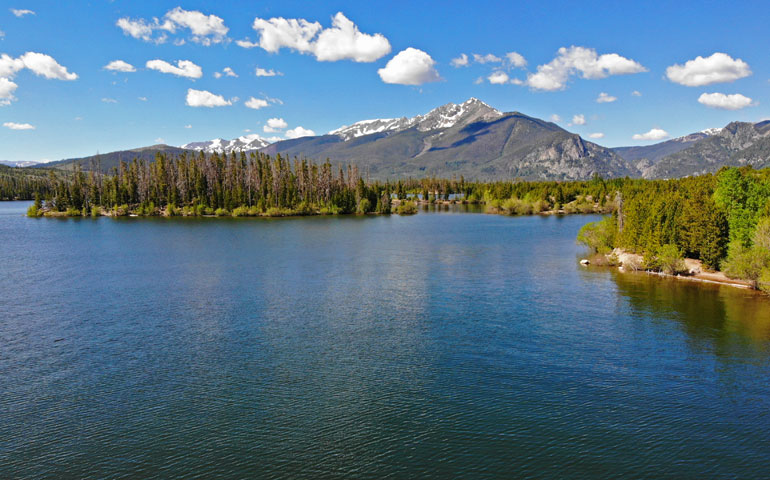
xmin=1 ymin=202 xmax=770 ymax=478
xmin=610 ymin=268 xmax=770 ymax=348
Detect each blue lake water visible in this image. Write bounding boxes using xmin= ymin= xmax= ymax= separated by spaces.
xmin=2 ymin=201 xmax=769 ymax=478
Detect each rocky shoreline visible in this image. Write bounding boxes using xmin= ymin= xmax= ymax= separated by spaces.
xmin=583 ymin=248 xmax=754 ymax=291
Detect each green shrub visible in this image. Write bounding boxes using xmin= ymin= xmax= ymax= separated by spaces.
xmin=27 ymin=204 xmax=42 ymax=217
xmin=577 ymin=216 xmax=617 ymax=254
xmin=723 ymin=242 xmax=770 ymax=289
xmin=357 ymin=198 xmax=372 ymax=214
xmin=396 ymin=201 xmax=418 ymax=215
xmin=214 ymin=208 xmax=229 ymax=217
xmin=91 ymin=206 xmax=100 ymax=217
xmin=656 ymin=244 xmax=687 ymax=275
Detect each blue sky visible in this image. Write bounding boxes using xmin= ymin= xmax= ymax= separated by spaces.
xmin=1 ymin=0 xmax=769 ymax=162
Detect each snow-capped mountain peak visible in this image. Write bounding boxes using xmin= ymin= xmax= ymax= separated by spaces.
xmin=181 ymin=134 xmax=272 ymax=154
xmin=329 ymin=98 xmax=503 ymax=141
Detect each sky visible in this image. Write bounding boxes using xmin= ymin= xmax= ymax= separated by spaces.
xmin=1 ymin=0 xmax=769 ymax=162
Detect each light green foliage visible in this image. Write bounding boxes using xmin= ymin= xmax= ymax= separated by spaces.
xmin=357 ymin=198 xmax=372 ymax=214
xmin=396 ymin=201 xmax=418 ymax=215
xmin=722 ymin=242 xmax=770 ymax=289
xmin=577 ymin=216 xmax=617 ymax=254
xmin=654 ymin=244 xmax=687 ymax=275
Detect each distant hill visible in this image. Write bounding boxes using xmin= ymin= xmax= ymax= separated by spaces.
xmin=0 ymin=160 xmax=40 ymax=168
xmin=38 ymin=145 xmax=191 ymax=173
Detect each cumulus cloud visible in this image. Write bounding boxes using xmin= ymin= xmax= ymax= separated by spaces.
xmin=214 ymin=66 xmax=237 ymax=78
xmin=378 ymin=47 xmax=441 ymax=85
xmin=0 ymin=77 xmax=18 ymax=105
xmin=526 ymin=46 xmax=646 ymax=91
xmin=631 ymin=90 xmax=642 ymax=96
xmin=19 ymin=52 xmax=77 ymax=80
xmin=285 ymin=126 xmax=316 ymax=139
xmin=505 ymin=51 xmax=527 ymax=68
xmin=473 ymin=53 xmax=501 ymax=64
xmin=487 ymin=71 xmax=509 ymax=84
xmin=571 ymin=114 xmax=586 ymax=125
xmin=165 ymin=7 xmax=228 ymax=45
xmin=632 ymin=128 xmax=669 ymax=141
xmin=138 ymin=96 xmax=147 ymax=101
xmin=263 ymin=117 xmax=288 ymax=132
xmin=146 ymin=59 xmax=202 ymax=79
xmin=697 ymin=92 xmax=754 ymax=110
xmin=104 ymin=60 xmax=136 ymax=72
xmin=241 ymin=12 xmax=390 ymax=63
xmin=10 ymin=8 xmax=35 ymax=17
xmin=255 ymin=67 xmax=282 ymax=77
xmin=666 ymin=52 xmax=751 ymax=87
xmin=245 ymin=97 xmax=269 ymax=109
xmin=596 ymin=92 xmax=617 ymax=103
xmin=450 ymin=53 xmax=469 ymax=68
xmin=186 ymin=88 xmax=232 ymax=107
xmin=589 ymin=132 xmax=604 ymax=139
xmin=3 ymin=121 xmax=34 ymax=130
xmin=550 ymin=114 xmax=561 ymax=122
xmin=0 ymin=52 xmax=76 ymax=105
xmin=116 ymin=7 xmax=228 ymax=45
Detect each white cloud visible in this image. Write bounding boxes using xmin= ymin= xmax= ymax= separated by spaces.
xmin=549 ymin=114 xmax=561 ymax=122
xmin=104 ymin=60 xmax=136 ymax=72
xmin=245 ymin=97 xmax=269 ymax=109
xmin=632 ymin=128 xmax=669 ymax=141
xmin=10 ymin=8 xmax=35 ymax=17
xmin=505 ymin=51 xmax=527 ymax=68
xmin=631 ymin=90 xmax=642 ymax=96
xmin=138 ymin=96 xmax=147 ymax=101
xmin=146 ymin=59 xmax=202 ymax=79
xmin=155 ymin=137 xmax=165 ymax=144
xmin=214 ymin=67 xmax=237 ymax=78
xmin=588 ymin=132 xmax=604 ymax=139
xmin=697 ymin=92 xmax=754 ymax=110
xmin=101 ymin=97 xmax=117 ymax=103
xmin=255 ymin=67 xmax=282 ymax=77
xmin=243 ymin=12 xmax=390 ymax=63
xmin=487 ymin=71 xmax=509 ymax=85
xmin=186 ymin=88 xmax=232 ymax=107
xmin=527 ymin=46 xmax=646 ymax=91
xmin=3 ymin=121 xmax=34 ymax=130
xmin=184 ymin=124 xmax=192 ymax=129
xmin=665 ymin=52 xmax=751 ymax=87
xmin=20 ymin=52 xmax=77 ymax=80
xmin=117 ymin=8 xmax=227 ymax=45
xmin=0 ymin=77 xmax=18 ymax=105
xmin=596 ymin=92 xmax=617 ymax=103
xmin=378 ymin=47 xmax=441 ymax=85
xmin=0 ymin=52 xmax=76 ymax=105
xmin=263 ymin=117 xmax=288 ymax=132
xmin=450 ymin=53 xmax=469 ymax=68
xmin=164 ymin=7 xmax=228 ymax=45
xmin=116 ymin=17 xmax=166 ymax=43
xmin=0 ymin=29 xmax=4 ymax=38
xmin=572 ymin=114 xmax=586 ymax=125
xmin=285 ymin=126 xmax=315 ymax=139
xmin=473 ymin=53 xmax=502 ymax=64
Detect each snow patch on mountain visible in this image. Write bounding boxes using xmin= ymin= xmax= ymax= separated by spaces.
xmin=181 ymin=134 xmax=272 ymax=153
xmin=329 ymin=97 xmax=503 ymax=141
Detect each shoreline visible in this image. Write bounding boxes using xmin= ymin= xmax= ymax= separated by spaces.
xmin=583 ymin=248 xmax=755 ymax=292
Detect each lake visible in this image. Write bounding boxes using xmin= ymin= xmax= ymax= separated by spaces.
xmin=2 ymin=201 xmax=769 ymax=478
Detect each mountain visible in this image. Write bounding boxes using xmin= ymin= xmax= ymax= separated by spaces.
xmin=38 ymin=144 xmax=191 ymax=173
xmin=612 ymin=130 xmax=721 ymax=176
xmin=181 ymin=134 xmax=272 ymax=154
xmin=636 ymin=121 xmax=770 ymax=179
xmin=0 ymin=160 xmax=40 ymax=168
xmin=262 ymin=98 xmax=637 ymax=180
